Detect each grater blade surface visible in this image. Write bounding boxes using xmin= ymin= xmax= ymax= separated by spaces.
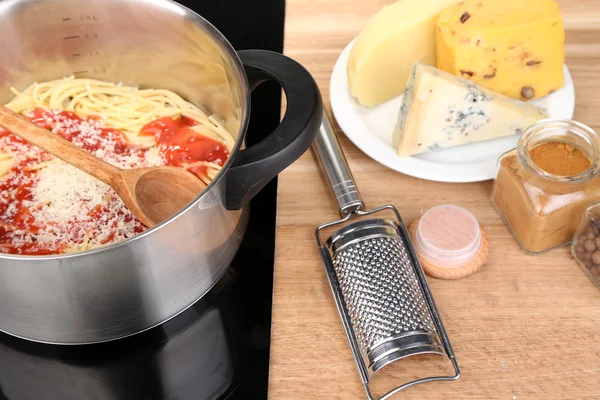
xmin=333 ymin=234 xmax=439 ymax=351
xmin=324 ymin=218 xmax=446 ymax=377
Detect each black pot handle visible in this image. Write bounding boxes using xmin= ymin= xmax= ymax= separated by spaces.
xmin=225 ymin=50 xmax=323 ymax=210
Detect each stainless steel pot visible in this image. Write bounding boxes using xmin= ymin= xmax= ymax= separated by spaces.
xmin=0 ymin=0 xmax=322 ymax=344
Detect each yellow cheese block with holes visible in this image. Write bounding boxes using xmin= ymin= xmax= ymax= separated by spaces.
xmin=436 ymin=0 xmax=564 ymax=101
xmin=347 ymin=0 xmax=460 ymax=107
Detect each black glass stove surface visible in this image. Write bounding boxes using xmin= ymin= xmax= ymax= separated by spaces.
xmin=0 ymin=0 xmax=285 ymax=398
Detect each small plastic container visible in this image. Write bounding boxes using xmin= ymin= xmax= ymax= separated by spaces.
xmin=571 ymin=202 xmax=600 ymax=289
xmin=491 ymin=118 xmax=600 ymax=254
xmin=415 ymin=205 xmax=481 ymax=266
xmin=409 ymin=205 xmax=488 ymax=280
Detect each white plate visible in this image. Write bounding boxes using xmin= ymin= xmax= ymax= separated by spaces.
xmin=329 ymin=40 xmax=576 ymax=183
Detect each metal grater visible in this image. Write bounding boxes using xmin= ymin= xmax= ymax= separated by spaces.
xmin=314 ymin=115 xmax=460 ymax=400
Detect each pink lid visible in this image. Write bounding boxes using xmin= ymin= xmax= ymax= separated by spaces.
xmin=415 ymin=205 xmax=481 ymax=268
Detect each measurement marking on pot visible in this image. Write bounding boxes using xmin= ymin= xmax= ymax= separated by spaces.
xmin=73 ymin=70 xmax=89 ymax=74
xmin=62 ymin=18 xmax=71 ymax=21
xmin=64 ymin=35 xmax=80 ymax=40
xmin=72 ymin=53 xmax=81 ymax=57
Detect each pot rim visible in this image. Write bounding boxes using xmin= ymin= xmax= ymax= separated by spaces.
xmin=0 ymin=0 xmax=251 ymax=261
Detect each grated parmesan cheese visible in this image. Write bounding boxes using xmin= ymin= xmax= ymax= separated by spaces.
xmin=0 ymin=109 xmax=167 ymax=254
xmin=30 ymin=160 xmax=109 ymax=223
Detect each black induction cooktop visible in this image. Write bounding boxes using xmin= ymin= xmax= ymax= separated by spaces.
xmin=0 ymin=1 xmax=285 ymax=398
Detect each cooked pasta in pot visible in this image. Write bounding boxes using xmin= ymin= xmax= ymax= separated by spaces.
xmin=0 ymin=77 xmax=235 ymax=255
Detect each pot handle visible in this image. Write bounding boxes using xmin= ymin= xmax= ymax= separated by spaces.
xmin=225 ymin=50 xmax=323 ymax=210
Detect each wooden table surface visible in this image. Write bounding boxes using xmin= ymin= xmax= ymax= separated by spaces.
xmin=270 ymin=1 xmax=600 ymax=399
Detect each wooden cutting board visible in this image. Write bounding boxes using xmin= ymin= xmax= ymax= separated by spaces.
xmin=270 ymin=0 xmax=600 ymax=398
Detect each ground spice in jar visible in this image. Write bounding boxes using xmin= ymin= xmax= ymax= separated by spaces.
xmin=529 ymin=142 xmax=590 ymax=176
xmin=491 ymin=141 xmax=600 ymax=254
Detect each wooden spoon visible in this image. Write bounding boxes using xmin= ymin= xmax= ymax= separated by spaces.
xmin=0 ymin=105 xmax=206 ymax=227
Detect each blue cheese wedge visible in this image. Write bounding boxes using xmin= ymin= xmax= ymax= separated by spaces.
xmin=393 ymin=63 xmax=547 ymax=157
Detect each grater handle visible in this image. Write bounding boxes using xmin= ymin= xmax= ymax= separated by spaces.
xmin=313 ymin=113 xmax=365 ymax=216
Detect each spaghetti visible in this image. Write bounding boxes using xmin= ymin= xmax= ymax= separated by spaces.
xmin=0 ymin=77 xmax=235 ymax=255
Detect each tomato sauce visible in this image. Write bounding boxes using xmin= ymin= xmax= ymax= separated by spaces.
xmin=0 ymin=109 xmax=229 ymax=255
xmin=139 ymin=116 xmax=229 ymax=167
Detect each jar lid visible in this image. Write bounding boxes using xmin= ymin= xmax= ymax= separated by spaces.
xmin=414 ymin=205 xmax=481 ymax=268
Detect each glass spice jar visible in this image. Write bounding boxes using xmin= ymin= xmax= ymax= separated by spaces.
xmin=491 ymin=118 xmax=600 ymax=254
xmin=572 ymin=202 xmax=600 ymax=289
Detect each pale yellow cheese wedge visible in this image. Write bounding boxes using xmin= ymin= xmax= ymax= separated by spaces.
xmin=347 ymin=0 xmax=460 ymax=107
xmin=393 ymin=63 xmax=547 ymax=157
